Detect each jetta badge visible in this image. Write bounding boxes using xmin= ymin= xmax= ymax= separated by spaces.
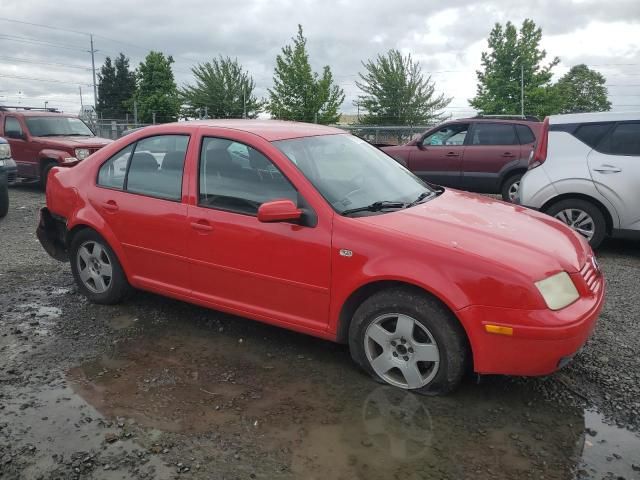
xmin=339 ymin=249 xmax=353 ymax=257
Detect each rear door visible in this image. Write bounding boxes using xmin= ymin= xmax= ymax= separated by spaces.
xmin=587 ymin=121 xmax=640 ymax=231
xmin=3 ymin=116 xmax=38 ymax=178
xmin=408 ymin=123 xmax=468 ymax=187
xmin=461 ymin=122 xmax=521 ymax=193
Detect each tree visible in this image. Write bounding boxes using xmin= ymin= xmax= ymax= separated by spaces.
xmin=135 ymin=51 xmax=181 ymax=123
xmin=470 ymin=19 xmax=559 ymax=118
xmin=267 ymin=25 xmax=344 ymax=124
xmin=97 ymin=54 xmax=136 ymax=119
xmin=553 ymin=64 xmax=611 ymax=114
xmin=181 ymin=56 xmax=261 ymax=119
xmin=356 ymin=49 xmax=451 ymax=125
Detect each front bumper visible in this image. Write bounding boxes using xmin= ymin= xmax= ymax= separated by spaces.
xmin=36 ymin=207 xmax=69 ymax=262
xmin=0 ymin=159 xmax=17 ymax=185
xmin=457 ymin=282 xmax=605 ymax=376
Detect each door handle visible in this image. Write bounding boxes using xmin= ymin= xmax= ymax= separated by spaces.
xmin=102 ymin=200 xmax=119 ymax=212
xmin=502 ymin=152 xmax=516 ymax=157
xmin=445 ymin=152 xmax=459 ymax=157
xmin=190 ymin=221 xmax=213 ymax=233
xmin=593 ymin=165 xmax=622 ymax=174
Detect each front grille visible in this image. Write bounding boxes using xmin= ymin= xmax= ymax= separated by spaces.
xmin=87 ymin=146 xmax=104 ymax=155
xmin=580 ymin=257 xmax=601 ymax=294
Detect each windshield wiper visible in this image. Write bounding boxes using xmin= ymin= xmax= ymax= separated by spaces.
xmin=342 ymin=201 xmax=407 ymax=216
xmin=405 ymin=191 xmax=436 ymax=208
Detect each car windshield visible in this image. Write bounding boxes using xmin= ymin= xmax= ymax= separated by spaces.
xmin=25 ymin=116 xmax=94 ymax=137
xmin=273 ymin=134 xmax=434 ymax=215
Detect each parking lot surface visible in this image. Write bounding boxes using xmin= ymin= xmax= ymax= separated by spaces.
xmin=1 ymin=187 xmax=639 ymax=479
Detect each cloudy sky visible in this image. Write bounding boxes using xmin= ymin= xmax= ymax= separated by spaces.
xmin=1 ymin=0 xmax=639 ymax=120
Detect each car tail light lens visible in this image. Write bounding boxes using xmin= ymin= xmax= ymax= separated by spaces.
xmin=528 ymin=117 xmax=549 ymax=170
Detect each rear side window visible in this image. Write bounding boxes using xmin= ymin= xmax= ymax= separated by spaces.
xmin=515 ymin=124 xmax=536 ymax=144
xmin=599 ymin=123 xmax=640 ymax=156
xmin=574 ymin=123 xmax=612 ymax=149
xmin=126 ymin=135 xmax=188 ymax=200
xmin=98 ymin=145 xmax=134 ymax=190
xmin=471 ymin=123 xmax=518 ymax=145
xmin=97 ymin=134 xmax=189 ymax=200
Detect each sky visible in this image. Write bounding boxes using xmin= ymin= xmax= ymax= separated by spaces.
xmin=0 ymin=0 xmax=639 ymax=121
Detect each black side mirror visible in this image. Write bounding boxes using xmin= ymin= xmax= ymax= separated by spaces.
xmin=417 ymin=140 xmax=427 ymax=151
xmin=6 ymin=131 xmax=24 ymax=140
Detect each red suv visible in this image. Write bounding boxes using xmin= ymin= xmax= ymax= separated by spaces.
xmin=0 ymin=106 xmax=112 ymax=187
xmin=381 ymin=116 xmax=542 ymax=201
xmin=37 ymin=120 xmax=603 ymax=394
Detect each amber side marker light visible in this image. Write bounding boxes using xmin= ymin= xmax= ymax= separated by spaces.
xmin=484 ymin=325 xmax=514 ymax=336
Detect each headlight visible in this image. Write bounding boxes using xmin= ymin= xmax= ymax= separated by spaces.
xmin=0 ymin=159 xmax=5 ymax=167
xmin=535 ymin=272 xmax=579 ymax=310
xmin=75 ymin=148 xmax=90 ymax=160
xmin=0 ymin=143 xmax=11 ymax=160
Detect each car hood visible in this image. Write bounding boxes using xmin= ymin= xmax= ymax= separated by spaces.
xmin=35 ymin=136 xmax=112 ymax=149
xmin=358 ymin=189 xmax=588 ymax=278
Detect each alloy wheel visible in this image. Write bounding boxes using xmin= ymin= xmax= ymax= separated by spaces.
xmin=76 ymin=241 xmax=113 ymax=294
xmin=507 ymin=180 xmax=520 ymax=202
xmin=364 ymin=313 xmax=440 ymax=389
xmin=553 ymin=208 xmax=595 ymax=241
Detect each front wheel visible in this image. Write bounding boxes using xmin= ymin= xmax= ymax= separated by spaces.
xmin=544 ymin=199 xmax=606 ymax=248
xmin=69 ymin=229 xmax=131 ymax=304
xmin=349 ymin=288 xmax=468 ymax=395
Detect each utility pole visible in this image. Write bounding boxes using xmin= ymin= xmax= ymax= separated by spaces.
xmin=242 ymin=86 xmax=246 ymax=119
xmin=44 ymin=100 xmax=48 ymax=110
xmin=152 ymin=111 xmax=156 ymax=124
xmin=521 ymin=64 xmax=524 ymax=116
xmin=78 ymin=86 xmax=83 ymax=109
xmin=89 ymin=34 xmax=98 ymax=110
xmin=204 ymin=106 xmax=208 ymax=119
xmin=133 ymin=100 xmax=138 ymax=124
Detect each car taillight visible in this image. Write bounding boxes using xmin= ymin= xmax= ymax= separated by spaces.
xmin=528 ymin=117 xmax=549 ymax=170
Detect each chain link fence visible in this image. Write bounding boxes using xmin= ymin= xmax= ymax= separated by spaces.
xmin=87 ymin=119 xmax=152 ymax=139
xmin=337 ymin=125 xmax=434 ymax=146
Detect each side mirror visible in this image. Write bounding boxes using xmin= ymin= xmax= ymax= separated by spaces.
xmin=6 ymin=131 xmax=24 ymax=140
xmin=257 ymin=199 xmax=302 ymax=223
xmin=416 ymin=141 xmax=427 ymax=151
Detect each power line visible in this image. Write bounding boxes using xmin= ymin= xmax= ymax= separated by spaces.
xmin=0 ymin=73 xmax=91 ymax=86
xmin=0 ymin=55 xmax=91 ymax=70
xmin=0 ymin=16 xmax=89 ymax=36
xmin=0 ymin=34 xmax=86 ymax=52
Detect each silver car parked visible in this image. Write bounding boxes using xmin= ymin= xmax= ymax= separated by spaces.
xmin=518 ymin=112 xmax=640 ymax=248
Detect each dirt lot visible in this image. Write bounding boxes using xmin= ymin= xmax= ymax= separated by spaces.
xmin=1 ymin=187 xmax=639 ymax=480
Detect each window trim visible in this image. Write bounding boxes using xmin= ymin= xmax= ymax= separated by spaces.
xmin=468 ymin=122 xmax=519 ymax=146
xmin=95 ymin=133 xmax=190 ymax=202
xmin=197 ymin=135 xmax=303 ymax=218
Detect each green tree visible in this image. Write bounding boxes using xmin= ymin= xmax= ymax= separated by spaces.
xmin=97 ymin=54 xmax=136 ymax=118
xmin=96 ymin=56 xmax=117 ymax=117
xmin=470 ymin=19 xmax=559 ymax=118
xmin=267 ymin=25 xmax=344 ymax=124
xmin=553 ymin=64 xmax=611 ymax=114
xmin=181 ymin=56 xmax=261 ymax=119
xmin=135 ymin=51 xmax=181 ymax=123
xmin=356 ymin=49 xmax=451 ymax=125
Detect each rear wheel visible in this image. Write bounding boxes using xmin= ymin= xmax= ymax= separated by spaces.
xmin=545 ymin=198 xmax=607 ymax=248
xmin=40 ymin=160 xmax=56 ymax=190
xmin=349 ymin=288 xmax=467 ymax=395
xmin=0 ymin=181 xmax=8 ymax=218
xmin=501 ymin=173 xmax=523 ymax=202
xmin=69 ymin=229 xmax=131 ymax=304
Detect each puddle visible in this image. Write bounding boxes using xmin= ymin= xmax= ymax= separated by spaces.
xmin=62 ymin=318 xmax=640 ymax=479
xmin=108 ymin=313 xmax=139 ymax=331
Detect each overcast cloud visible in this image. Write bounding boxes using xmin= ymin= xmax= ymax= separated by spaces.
xmin=1 ymin=0 xmax=639 ymax=119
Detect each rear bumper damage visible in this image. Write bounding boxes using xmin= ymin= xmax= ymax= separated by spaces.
xmin=36 ymin=207 xmax=69 ymax=262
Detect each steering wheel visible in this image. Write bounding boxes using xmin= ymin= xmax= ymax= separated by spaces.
xmin=335 ymin=174 xmax=366 ymax=206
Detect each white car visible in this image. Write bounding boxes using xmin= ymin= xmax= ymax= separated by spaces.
xmin=518 ymin=112 xmax=640 ymax=248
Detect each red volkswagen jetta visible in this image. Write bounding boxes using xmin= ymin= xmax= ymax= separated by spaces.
xmin=37 ymin=120 xmax=604 ymax=394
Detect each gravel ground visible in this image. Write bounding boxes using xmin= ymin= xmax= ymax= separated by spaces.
xmin=0 ymin=186 xmax=639 ymax=480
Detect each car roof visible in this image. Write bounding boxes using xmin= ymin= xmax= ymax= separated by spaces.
xmin=457 ymin=117 xmax=540 ymax=124
xmin=549 ymin=111 xmax=640 ymax=124
xmin=0 ymin=110 xmax=77 ymax=118
xmin=168 ymin=119 xmax=345 ymax=141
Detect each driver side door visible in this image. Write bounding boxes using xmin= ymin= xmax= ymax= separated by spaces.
xmin=408 ymin=123 xmax=469 ymax=187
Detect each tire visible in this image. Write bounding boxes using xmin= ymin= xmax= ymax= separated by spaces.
xmin=545 ymin=198 xmax=607 ymax=249
xmin=0 ymin=182 xmax=8 ymax=218
xmin=501 ymin=173 xmax=523 ymax=202
xmin=348 ymin=288 xmax=468 ymax=395
xmin=69 ymin=229 xmax=131 ymax=304
xmin=40 ymin=160 xmax=56 ymax=190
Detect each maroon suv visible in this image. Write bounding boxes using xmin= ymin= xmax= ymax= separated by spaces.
xmin=0 ymin=107 xmax=112 ymax=188
xmin=381 ymin=116 xmax=542 ymax=201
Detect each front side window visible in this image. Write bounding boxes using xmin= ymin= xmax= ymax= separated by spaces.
xmin=422 ymin=124 xmax=468 ymax=146
xmin=98 ymin=144 xmax=134 ymax=190
xmin=25 ymin=116 xmax=94 ymax=137
xmin=199 ymin=137 xmax=297 ymax=215
xmin=599 ymin=123 xmax=640 ymax=156
xmin=471 ymin=123 xmax=518 ymax=145
xmin=4 ymin=117 xmax=23 ymax=137
xmin=97 ymin=135 xmax=188 ymax=200
xmin=274 ymin=134 xmax=432 ymax=214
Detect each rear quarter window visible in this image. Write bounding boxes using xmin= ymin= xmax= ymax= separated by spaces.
xmin=574 ymin=123 xmax=613 ymax=149
xmin=515 ymin=124 xmax=536 ymax=144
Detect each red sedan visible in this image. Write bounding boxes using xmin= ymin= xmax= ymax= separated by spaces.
xmin=37 ymin=120 xmax=604 ymax=394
